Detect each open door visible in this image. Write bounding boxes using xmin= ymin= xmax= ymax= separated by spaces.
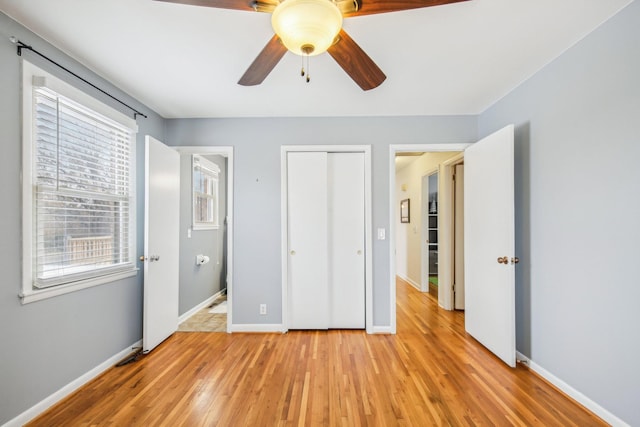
xmin=143 ymin=136 xmax=180 ymax=353
xmin=464 ymin=125 xmax=516 ymax=367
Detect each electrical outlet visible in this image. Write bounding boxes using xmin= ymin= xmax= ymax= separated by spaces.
xmin=259 ymin=304 xmax=267 ymax=315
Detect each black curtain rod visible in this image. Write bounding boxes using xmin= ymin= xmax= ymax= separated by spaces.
xmin=11 ymin=37 xmax=147 ymax=119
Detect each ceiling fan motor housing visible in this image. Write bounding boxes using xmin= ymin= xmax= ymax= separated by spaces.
xmin=271 ymin=0 xmax=343 ymax=56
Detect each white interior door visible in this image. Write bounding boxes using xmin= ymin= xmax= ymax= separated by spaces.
xmin=143 ymin=136 xmax=180 ymax=353
xmin=464 ymin=125 xmax=516 ymax=367
xmin=328 ymin=153 xmax=365 ymax=328
xmin=287 ymin=152 xmax=329 ymax=329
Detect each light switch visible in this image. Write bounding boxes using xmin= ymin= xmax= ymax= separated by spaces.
xmin=187 ymin=228 xmax=192 ymax=238
xmin=377 ymin=228 xmax=386 ymax=240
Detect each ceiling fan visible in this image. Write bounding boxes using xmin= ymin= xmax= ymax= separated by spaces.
xmin=155 ymin=0 xmax=469 ymax=90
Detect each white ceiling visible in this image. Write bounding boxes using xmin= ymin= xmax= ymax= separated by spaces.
xmin=0 ymin=0 xmax=632 ymax=118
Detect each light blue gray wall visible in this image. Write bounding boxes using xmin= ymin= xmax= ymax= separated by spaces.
xmin=179 ymin=154 xmax=227 ymax=315
xmin=479 ymin=2 xmax=640 ymax=424
xmin=0 ymin=13 xmax=165 ymax=425
xmin=165 ymin=117 xmax=478 ymax=326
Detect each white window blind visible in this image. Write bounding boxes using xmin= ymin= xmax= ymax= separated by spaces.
xmin=32 ymin=86 xmax=135 ymax=288
xmin=192 ymin=155 xmax=219 ymax=230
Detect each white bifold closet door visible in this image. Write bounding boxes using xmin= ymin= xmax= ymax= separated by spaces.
xmin=287 ymin=151 xmax=365 ymax=329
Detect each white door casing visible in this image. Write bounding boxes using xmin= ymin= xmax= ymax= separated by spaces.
xmin=143 ymin=136 xmax=180 ymax=353
xmin=464 ymin=124 xmax=516 ymax=367
xmin=454 ymin=164 xmax=465 ymax=310
xmin=328 ymin=153 xmax=365 ymax=328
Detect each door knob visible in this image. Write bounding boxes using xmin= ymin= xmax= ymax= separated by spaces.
xmin=357 ymin=250 xmax=362 ymax=255
xmin=497 ymin=256 xmax=508 ymax=264
xmin=139 ymin=255 xmax=146 ymax=262
xmin=151 ymin=255 xmax=160 ymax=262
xmin=290 ymin=250 xmax=296 ymax=256
xmin=511 ymin=257 xmax=519 ymax=264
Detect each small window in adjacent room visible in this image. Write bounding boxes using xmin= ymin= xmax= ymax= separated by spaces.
xmin=192 ymin=155 xmax=219 ymax=230
xmin=21 ymin=60 xmax=138 ymax=303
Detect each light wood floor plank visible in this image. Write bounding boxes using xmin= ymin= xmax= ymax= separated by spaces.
xmin=27 ymin=278 xmax=606 ymax=426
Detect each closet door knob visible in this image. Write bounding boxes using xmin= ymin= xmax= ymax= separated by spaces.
xmin=357 ymin=250 xmax=362 ymax=255
xmin=497 ymin=256 xmax=508 ymax=264
xmin=290 ymin=250 xmax=296 ymax=256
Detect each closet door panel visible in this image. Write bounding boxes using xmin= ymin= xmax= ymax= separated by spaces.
xmin=287 ymin=152 xmax=329 ymax=329
xmin=328 ymin=152 xmax=365 ymax=328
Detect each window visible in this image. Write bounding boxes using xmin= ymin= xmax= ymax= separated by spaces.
xmin=192 ymin=155 xmax=219 ymax=230
xmin=21 ymin=61 xmax=137 ymax=303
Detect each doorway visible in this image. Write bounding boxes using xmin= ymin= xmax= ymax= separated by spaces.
xmin=389 ymin=144 xmax=470 ymax=334
xmin=175 ymin=146 xmax=234 ymax=333
xmin=394 ymin=151 xmax=463 ymax=305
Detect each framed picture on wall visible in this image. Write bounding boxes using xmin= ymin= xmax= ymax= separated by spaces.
xmin=400 ymin=199 xmax=410 ymax=223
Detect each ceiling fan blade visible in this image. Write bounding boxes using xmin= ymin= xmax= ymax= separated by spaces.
xmin=154 ymin=0 xmax=255 ymax=13
xmin=344 ymin=0 xmax=469 ymax=17
xmin=238 ymin=35 xmax=288 ymax=86
xmin=327 ymin=29 xmax=386 ymax=91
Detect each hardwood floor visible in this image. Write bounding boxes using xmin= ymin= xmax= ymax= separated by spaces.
xmin=28 ymin=278 xmax=605 ymax=426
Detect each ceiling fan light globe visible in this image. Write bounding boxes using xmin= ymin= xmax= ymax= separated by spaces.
xmin=271 ymin=0 xmax=343 ymax=56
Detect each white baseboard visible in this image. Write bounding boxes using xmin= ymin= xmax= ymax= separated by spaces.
xmin=178 ymin=289 xmax=225 ymax=324
xmin=229 ymin=323 xmax=285 ymax=333
xmin=516 ymin=352 xmax=628 ymax=427
xmin=397 ymin=274 xmax=423 ymax=292
xmin=370 ymin=325 xmax=393 ymax=334
xmin=3 ymin=340 xmax=142 ymax=427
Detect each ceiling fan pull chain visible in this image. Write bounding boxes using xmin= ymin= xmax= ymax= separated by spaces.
xmin=300 ymin=54 xmax=305 ymax=77
xmin=306 ymin=54 xmax=310 ymax=83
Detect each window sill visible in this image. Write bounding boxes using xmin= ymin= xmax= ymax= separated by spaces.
xmin=192 ymin=224 xmax=219 ymax=231
xmin=20 ymin=269 xmax=138 ymax=304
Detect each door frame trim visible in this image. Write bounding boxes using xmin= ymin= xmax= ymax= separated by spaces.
xmin=281 ymin=145 xmax=373 ymax=333
xmin=389 ymin=144 xmax=471 ymax=334
xmin=439 ymin=153 xmax=465 ymax=310
xmin=175 ymin=146 xmax=234 ymax=333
